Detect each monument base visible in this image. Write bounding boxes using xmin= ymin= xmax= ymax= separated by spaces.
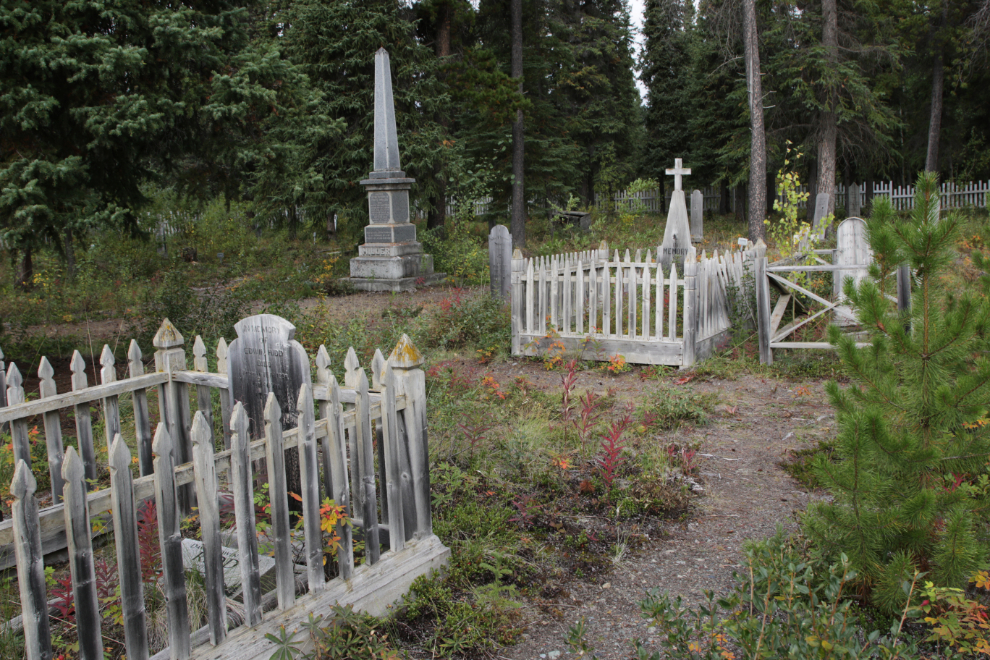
xmin=347 ymin=247 xmax=445 ymax=292
xmin=343 ymin=272 xmax=446 ymax=293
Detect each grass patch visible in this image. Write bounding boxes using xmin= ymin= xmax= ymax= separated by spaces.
xmin=779 ymin=439 xmax=837 ymax=489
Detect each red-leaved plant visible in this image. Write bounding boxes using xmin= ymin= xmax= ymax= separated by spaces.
xmin=597 ymin=414 xmax=632 ymax=493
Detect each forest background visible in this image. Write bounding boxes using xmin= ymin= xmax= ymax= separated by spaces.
xmin=2 ymin=0 xmax=990 ymax=290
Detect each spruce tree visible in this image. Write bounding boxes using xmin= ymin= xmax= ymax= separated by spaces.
xmin=804 ymin=172 xmax=990 ymax=611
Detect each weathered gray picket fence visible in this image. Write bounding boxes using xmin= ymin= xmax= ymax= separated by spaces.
xmin=2 ymin=319 xmax=448 ymax=660
xmin=510 ymin=242 xmax=763 ymax=367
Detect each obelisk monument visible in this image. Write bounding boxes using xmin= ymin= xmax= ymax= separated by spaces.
xmin=347 ymin=48 xmax=443 ymax=292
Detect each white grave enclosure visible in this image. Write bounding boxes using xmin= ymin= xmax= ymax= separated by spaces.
xmin=346 ymin=48 xmax=444 ymax=292
xmin=659 ymin=159 xmax=694 ymax=268
xmin=833 ymin=217 xmax=872 ymax=327
xmin=690 ymin=189 xmax=703 ymax=243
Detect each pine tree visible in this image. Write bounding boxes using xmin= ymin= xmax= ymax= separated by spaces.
xmin=804 ymin=173 xmax=990 ymax=611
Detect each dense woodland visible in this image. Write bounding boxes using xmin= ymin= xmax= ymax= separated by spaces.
xmin=2 ymin=0 xmax=990 ymax=286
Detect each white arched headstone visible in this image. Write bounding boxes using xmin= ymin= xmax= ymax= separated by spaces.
xmin=833 ymin=217 xmax=872 ymax=327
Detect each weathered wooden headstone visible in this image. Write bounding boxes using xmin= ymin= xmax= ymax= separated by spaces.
xmin=812 ymin=192 xmax=830 ymax=235
xmin=488 ymin=225 xmax=512 ymax=299
xmin=228 ymin=314 xmax=312 ymax=439
xmin=659 ymin=158 xmax=694 ymax=268
xmin=833 ymin=217 xmax=872 ymax=327
xmin=847 ymin=184 xmax=861 ymax=218
xmin=690 ymin=189 xmax=703 ymax=243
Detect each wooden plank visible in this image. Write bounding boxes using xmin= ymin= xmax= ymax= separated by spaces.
xmin=354 ymin=371 xmax=381 ymax=565
xmin=193 ymin=337 xmax=216 ymax=444
xmin=655 ymin=262 xmax=664 ymax=340
xmin=771 ymin=341 xmax=871 ymax=349
xmin=772 ymin=301 xmax=839 ymax=343
xmin=525 ymin=259 xmax=534 ymax=334
xmin=576 ymin=258 xmax=584 ymax=335
xmin=0 ymin=372 xmax=167 ymax=424
xmin=6 ymin=364 xmax=30 ymax=467
xmin=263 ymin=395 xmax=294 ymax=610
xmin=381 ymin=365 xmax=405 ymax=553
xmin=642 ymin=255 xmax=651 ymax=339
xmin=108 ymin=435 xmax=149 ymax=660
xmin=767 ymin=264 xmax=868 ymax=272
xmin=390 ymin=337 xmax=430 ymax=539
xmin=767 ymin=272 xmax=833 ymax=308
xmin=128 ymin=341 xmax=154 ymax=477
xmin=326 ymin=376 xmax=354 ymax=579
xmin=756 ymin=257 xmax=772 ymax=365
xmin=38 ymin=358 xmax=65 ymax=504
xmin=216 ymin=338 xmax=232 ymax=450
xmin=191 ymin=412 xmax=227 ymax=646
xmin=669 ymin=264 xmax=679 ymax=341
xmin=517 ymin=335 xmax=684 ymax=366
xmin=62 ymin=448 xmax=104 ymax=660
xmin=10 ymin=460 xmax=53 ymax=660
xmin=152 ymin=423 xmax=191 ymax=660
xmin=297 ymin=384 xmax=326 ymax=591
xmin=100 ymin=346 xmax=122 ymax=452
xmin=588 ymin=263 xmax=597 ymax=333
xmin=230 ymin=404 xmax=263 ymax=624
xmin=614 ymin=257 xmax=623 ymax=338
xmin=70 ymin=352 xmax=98 ymax=485
xmin=770 ymin=295 xmax=791 ymax=337
xmin=682 ymin=260 xmax=697 ymax=367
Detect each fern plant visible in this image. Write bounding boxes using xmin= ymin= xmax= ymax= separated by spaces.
xmin=803 ymin=172 xmax=990 ymax=612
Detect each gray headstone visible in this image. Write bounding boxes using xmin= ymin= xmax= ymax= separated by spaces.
xmin=659 ymin=158 xmax=693 ymax=268
xmin=373 ymin=48 xmax=401 ymax=174
xmin=833 ymin=217 xmax=872 ymax=326
xmin=228 ymin=314 xmax=312 ymax=439
xmin=488 ymin=225 xmax=512 ymax=299
xmin=847 ymin=184 xmax=861 ymax=218
xmin=812 ymin=192 xmax=830 ymax=234
xmin=690 ymin=189 xmax=703 ymax=243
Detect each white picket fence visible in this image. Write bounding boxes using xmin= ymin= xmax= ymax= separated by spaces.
xmin=1 ymin=319 xmax=448 ymax=660
xmin=510 ymin=242 xmax=764 ymax=366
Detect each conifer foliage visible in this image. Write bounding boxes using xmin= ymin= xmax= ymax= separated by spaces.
xmin=804 ymin=173 xmax=990 ymax=611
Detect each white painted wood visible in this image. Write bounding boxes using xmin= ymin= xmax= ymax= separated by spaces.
xmin=562 ymin=258 xmax=571 ymax=334
xmin=669 ymin=264 xmax=679 ymax=341
xmin=576 ymin=258 xmax=584 ymax=334
xmin=655 ymin=262 xmax=664 ymax=341
xmin=525 ymin=258 xmax=534 ymax=334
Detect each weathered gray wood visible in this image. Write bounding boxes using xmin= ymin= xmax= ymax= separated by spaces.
xmin=343 ymin=347 xmax=362 ymax=517
xmin=756 ymin=257 xmax=772 ymax=364
xmin=389 ymin=334 xmax=430 ymax=538
xmin=216 ymin=338 xmax=233 ymax=450
xmin=770 ymin=295 xmax=792 ymax=337
xmin=10 ymin=460 xmax=53 ymax=660
xmin=588 ymin=261 xmax=597 ymax=333
xmin=263 ymin=394 xmax=294 ymax=610
xmin=354 ymin=371 xmax=381 ymax=564
xmin=690 ymin=189 xmax=704 ymax=242
xmin=193 ymin=336 xmax=216 ymax=443
xmin=0 ymin=372 xmax=167 ymax=425
xmin=296 ymin=384 xmax=326 ymax=591
xmin=39 ymin=356 xmax=67 ymax=503
xmin=525 ymin=258 xmax=534 ymax=334
xmin=62 ymin=447 xmax=104 ymax=660
xmin=69 ymin=351 xmax=98 ymax=485
xmin=603 ymin=263 xmax=611 ymax=336
xmin=771 ymin=341 xmax=871 ymax=349
xmin=576 ymin=257 xmax=585 ymax=334
xmin=152 ymin=423 xmax=191 ymax=660
xmin=614 ymin=255 xmax=623 ymax=338
xmin=660 ymin=159 xmax=694 ymax=268
xmin=812 ymin=192 xmax=830 ymax=235
xmin=833 ymin=217 xmax=872 ymax=327
xmin=380 ymin=364 xmax=405 ymax=553
xmin=489 ymin=225 xmax=512 ymax=299
xmin=230 ymin=403 xmax=263 ymax=625
xmin=326 ymin=375 xmax=354 ymax=579
xmin=6 ymin=363 xmax=31 ymax=468
xmin=100 ymin=345 xmax=122 ymax=452
xmin=0 ymin=347 xmax=6 ymax=431
xmin=669 ymin=264 xmax=679 ymax=341
xmin=191 ymin=411 xmax=227 ymax=645
xmin=370 ymin=349 xmax=389 ymax=529
xmin=511 ymin=249 xmax=525 ymax=353
xmin=314 ymin=345 xmax=335 ymax=511
xmin=129 ymin=340 xmax=154 ymax=477
xmin=109 ymin=434 xmax=149 ymax=660
xmin=155 ymin=319 xmax=194 ymax=514
xmin=538 ymin=259 xmax=547 ymax=334
xmin=550 ymin=258 xmax=558 ymax=331
xmin=344 ymin=347 xmax=361 ymax=389
xmin=682 ymin=259 xmax=698 ymax=367
xmin=642 ymin=259 xmax=651 ymax=338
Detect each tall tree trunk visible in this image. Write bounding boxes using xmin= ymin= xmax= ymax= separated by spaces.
xmin=742 ymin=0 xmax=766 ymax=241
xmin=816 ymin=0 xmax=838 ymax=218
xmin=925 ymin=50 xmax=944 ymax=173
xmin=15 ymin=246 xmax=33 ymax=291
xmin=64 ymin=227 xmax=76 ymax=280
xmin=510 ymin=0 xmax=525 ymax=247
xmin=720 ymin=182 xmax=731 ymax=215
xmin=428 ymin=2 xmax=453 ymax=231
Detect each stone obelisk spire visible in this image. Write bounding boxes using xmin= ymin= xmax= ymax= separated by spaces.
xmin=347 ymin=48 xmax=442 ymax=292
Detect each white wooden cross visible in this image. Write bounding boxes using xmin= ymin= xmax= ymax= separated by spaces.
xmin=666 ymin=158 xmax=691 ymax=192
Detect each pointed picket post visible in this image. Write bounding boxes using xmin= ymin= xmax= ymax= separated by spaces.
xmin=62 ymin=447 xmax=103 ymax=660
xmin=33 ymin=395 xmax=56 ymax=477
xmin=344 ymin=347 xmax=361 ymax=389
xmin=389 ymin=334 xmax=430 ymax=538
xmin=154 ymin=319 xmax=194 ymax=513
xmin=0 ymin=346 xmax=6 ymax=430
xmin=369 ymin=349 xmax=389 ymax=530
xmin=355 ymin=370 xmax=381 ymax=564
xmin=6 ymin=362 xmax=30 ymax=467
xmin=191 ymin=411 xmax=226 ymax=645
xmin=230 ymin=403 xmax=262 ymax=625
xmin=216 ymin=338 xmax=232 ymax=450
xmin=297 ymin=383 xmax=325 ymax=591
xmin=109 ymin=434 xmax=149 ymax=660
xmin=100 ymin=345 xmax=121 ymax=450
xmin=11 ymin=460 xmax=53 ymax=660
xmin=370 ymin=349 xmax=386 ymax=390
xmin=192 ymin=336 xmax=217 ymax=449
xmin=263 ymin=395 xmax=294 ymax=610
xmin=381 ymin=363 xmax=405 ymax=552
xmin=326 ymin=375 xmax=354 ymax=579
xmin=128 ymin=340 xmax=154 ymax=476
xmin=152 ymin=424 xmax=190 ymax=660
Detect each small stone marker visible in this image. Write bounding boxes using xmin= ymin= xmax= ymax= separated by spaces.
xmin=227 ymin=314 xmax=312 ymax=439
xmin=812 ymin=192 xmax=830 ymax=235
xmin=181 ymin=538 xmax=276 ymax=590
xmin=833 ymin=217 xmax=872 ymax=327
xmin=690 ymin=189 xmax=703 ymax=243
xmin=488 ymin=225 xmax=512 ymax=299
xmin=847 ymin=184 xmax=861 ymax=218
xmin=659 ymin=158 xmax=694 ymax=268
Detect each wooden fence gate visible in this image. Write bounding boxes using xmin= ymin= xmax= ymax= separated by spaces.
xmin=511 ymin=242 xmax=763 ymax=367
xmin=1 ymin=318 xmax=449 ymax=660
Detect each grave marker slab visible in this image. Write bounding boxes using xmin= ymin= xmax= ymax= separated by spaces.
xmin=847 ymin=184 xmax=861 ymax=218
xmin=488 ymin=225 xmax=512 ymax=299
xmin=812 ymin=192 xmax=830 ymax=234
xmin=690 ymin=189 xmax=703 ymax=243
xmin=659 ymin=158 xmax=694 ymax=268
xmin=227 ymin=314 xmax=312 ymax=439
xmin=833 ymin=217 xmax=872 ymax=327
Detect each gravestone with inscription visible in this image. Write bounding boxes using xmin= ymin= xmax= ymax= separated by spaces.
xmin=833 ymin=217 xmax=872 ymax=327
xmin=488 ymin=225 xmax=512 ymax=299
xmin=690 ymin=189 xmax=703 ymax=243
xmin=346 ymin=48 xmax=444 ymax=292
xmin=227 ymin=314 xmax=311 ymax=440
xmin=658 ymin=159 xmax=694 ymax=269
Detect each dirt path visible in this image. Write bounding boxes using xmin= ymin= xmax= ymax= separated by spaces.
xmin=494 ymin=374 xmax=834 ymax=660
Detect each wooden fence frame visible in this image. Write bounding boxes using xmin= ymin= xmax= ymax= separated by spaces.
xmin=2 ymin=320 xmax=449 ymax=660
xmin=510 ymin=242 xmax=763 ymax=367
